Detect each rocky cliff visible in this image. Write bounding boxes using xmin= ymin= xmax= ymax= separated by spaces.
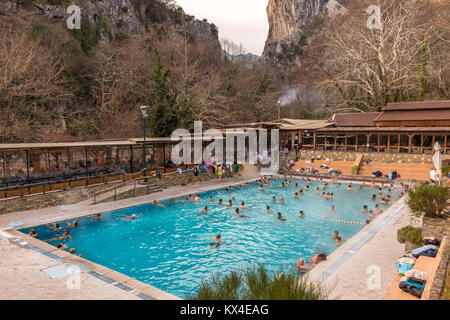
xmin=4 ymin=0 xmax=220 ymax=50
xmin=263 ymin=0 xmax=346 ymax=66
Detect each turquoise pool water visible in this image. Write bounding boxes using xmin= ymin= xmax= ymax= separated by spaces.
xmin=20 ymin=178 xmax=395 ymax=298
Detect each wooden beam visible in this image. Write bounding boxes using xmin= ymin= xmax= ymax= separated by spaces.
xmin=398 ymin=134 xmax=401 ymax=152
xmin=313 ymin=132 xmax=317 ymax=150
xmin=420 ymin=135 xmax=423 ymax=153
xmin=408 ymin=134 xmax=413 ymax=154
xmin=377 ymin=134 xmax=380 ymax=152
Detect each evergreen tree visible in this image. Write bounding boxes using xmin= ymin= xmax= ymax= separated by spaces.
xmin=150 ymin=48 xmax=181 ymax=137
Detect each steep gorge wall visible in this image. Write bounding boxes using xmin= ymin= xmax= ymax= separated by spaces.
xmin=263 ymin=0 xmax=346 ymax=66
xmin=3 ymin=0 xmax=220 ymax=49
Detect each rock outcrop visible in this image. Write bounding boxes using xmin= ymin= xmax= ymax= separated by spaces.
xmin=263 ymin=0 xmax=346 ymax=66
xmin=6 ymin=0 xmax=220 ymax=49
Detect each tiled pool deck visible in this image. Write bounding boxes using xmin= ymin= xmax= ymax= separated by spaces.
xmin=0 ymin=173 xmax=411 ymax=300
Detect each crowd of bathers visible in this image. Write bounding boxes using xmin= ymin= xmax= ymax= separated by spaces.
xmin=27 ymin=174 xmax=408 ymax=273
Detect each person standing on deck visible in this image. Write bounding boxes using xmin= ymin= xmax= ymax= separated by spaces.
xmin=192 ymin=165 xmax=200 ymax=184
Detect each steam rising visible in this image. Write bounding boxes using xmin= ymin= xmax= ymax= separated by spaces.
xmin=277 ymin=87 xmax=301 ymax=107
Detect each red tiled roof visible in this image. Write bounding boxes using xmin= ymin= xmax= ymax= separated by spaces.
xmin=329 ymin=112 xmax=381 ymax=127
xmin=384 ymin=100 xmax=450 ymax=111
xmin=375 ymin=109 xmax=450 ymax=122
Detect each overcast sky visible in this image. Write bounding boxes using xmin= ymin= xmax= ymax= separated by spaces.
xmin=176 ymin=0 xmax=269 ymax=55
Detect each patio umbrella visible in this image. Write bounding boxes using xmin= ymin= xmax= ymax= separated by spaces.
xmin=432 ymin=141 xmax=442 ymax=181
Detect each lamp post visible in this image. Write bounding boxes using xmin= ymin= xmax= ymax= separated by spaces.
xmin=140 ymin=106 xmax=149 ymax=177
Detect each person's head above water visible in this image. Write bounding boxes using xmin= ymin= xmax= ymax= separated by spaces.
xmin=216 ymin=233 xmax=221 ymax=239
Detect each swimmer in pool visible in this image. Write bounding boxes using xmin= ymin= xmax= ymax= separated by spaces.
xmin=69 ymin=248 xmax=83 ymax=257
xmin=217 ymin=199 xmax=223 ymax=205
xmin=231 ymin=195 xmax=236 ymax=201
xmin=296 ymin=258 xmax=313 ymax=272
xmin=337 ymin=183 xmax=342 ymax=188
xmin=330 ymin=205 xmax=335 ymax=211
xmin=47 ymin=223 xmax=61 ymax=232
xmin=330 ymin=192 xmax=334 ymax=199
xmin=121 ymin=214 xmax=138 ymax=221
xmin=321 ymin=192 xmax=327 ymax=199
xmin=90 ymin=213 xmax=102 ymax=221
xmin=375 ymin=204 xmax=383 ymax=214
xmin=280 ymin=182 xmax=285 ymax=188
xmin=64 ymin=221 xmax=79 ymax=229
xmin=279 ymin=197 xmax=285 ymax=204
xmin=240 ymin=202 xmax=249 ymax=210
xmin=266 ymin=206 xmax=273 ymax=214
xmin=29 ymin=229 xmax=38 ymax=238
xmin=272 ymin=196 xmax=276 ymax=201
xmin=308 ymin=253 xmax=327 ymax=266
xmin=304 ymin=185 xmax=310 ymax=191
xmin=371 ymin=194 xmax=377 ymax=201
xmin=57 ymin=243 xmax=68 ymax=250
xmin=299 ymin=210 xmax=305 ymax=218
xmin=210 ymin=233 xmax=223 ymax=244
xmin=208 ymin=196 xmax=214 ymax=203
xmin=294 ymin=192 xmax=299 ymax=199
xmin=201 ymin=206 xmax=209 ymax=214
xmin=362 ymin=205 xmax=368 ymax=213
xmin=153 ymin=200 xmax=166 ymax=207
xmin=315 ymin=187 xmax=320 ymax=194
xmin=347 ymin=183 xmax=352 ymax=191
xmin=44 ymin=230 xmax=72 ymax=242
xmin=299 ymin=189 xmax=304 ymax=195
xmin=331 ymin=230 xmax=340 ymax=240
xmin=193 ymin=194 xmax=201 ymax=202
xmin=276 ymin=212 xmax=286 ymax=222
xmin=259 ymin=185 xmax=264 ymax=191
xmin=335 ymin=236 xmax=342 ymax=246
xmin=226 ymin=200 xmax=233 ymax=207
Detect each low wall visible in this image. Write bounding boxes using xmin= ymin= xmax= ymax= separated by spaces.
xmin=151 ymin=169 xmax=234 ymax=188
xmin=0 ymin=182 xmax=122 ymax=214
xmin=297 ymin=150 xmax=449 ymax=164
xmin=422 ymin=217 xmax=450 ymax=241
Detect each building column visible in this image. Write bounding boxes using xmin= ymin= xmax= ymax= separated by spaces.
xmin=408 ymin=134 xmax=413 ymax=153
xmin=313 ymin=132 xmax=317 ymax=150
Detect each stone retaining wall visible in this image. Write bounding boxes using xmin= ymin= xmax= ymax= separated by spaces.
xmin=0 ymin=182 xmax=122 ymax=214
xmin=422 ymin=217 xmax=450 ymax=241
xmin=297 ymin=150 xmax=449 ymax=164
xmin=421 ymin=217 xmax=450 ymax=300
xmin=152 ymin=169 xmax=234 ymax=188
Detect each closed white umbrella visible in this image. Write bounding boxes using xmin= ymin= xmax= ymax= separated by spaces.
xmin=432 ymin=141 xmax=442 ymax=181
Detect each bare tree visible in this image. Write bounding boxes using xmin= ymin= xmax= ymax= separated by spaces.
xmin=319 ymin=0 xmax=439 ymax=111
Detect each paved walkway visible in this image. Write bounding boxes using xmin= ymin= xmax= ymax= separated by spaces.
xmin=309 ymin=200 xmax=414 ymax=299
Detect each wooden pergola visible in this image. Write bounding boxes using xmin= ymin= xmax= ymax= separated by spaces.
xmin=310 ymin=127 xmax=450 ymax=154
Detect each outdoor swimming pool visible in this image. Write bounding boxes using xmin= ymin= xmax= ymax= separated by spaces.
xmin=20 ymin=178 xmax=396 ymax=298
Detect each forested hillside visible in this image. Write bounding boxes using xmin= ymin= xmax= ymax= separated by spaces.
xmin=0 ymin=0 xmax=448 ymax=143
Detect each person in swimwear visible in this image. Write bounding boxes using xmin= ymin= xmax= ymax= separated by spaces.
xmin=276 ymin=212 xmax=286 ymax=221
xmin=299 ymin=210 xmax=306 ymax=218
xmin=201 ymin=206 xmax=209 ymax=214
xmin=308 ymin=253 xmax=327 ymax=266
xmin=64 ymin=221 xmax=79 ymax=229
xmin=153 ymin=200 xmax=166 ymax=207
xmin=121 ymin=214 xmax=138 ymax=221
xmin=226 ymin=200 xmax=233 ymax=207
xmin=294 ymin=192 xmax=299 ymax=200
xmin=315 ymin=187 xmax=320 ymax=194
xmin=240 ymin=201 xmax=249 ymax=210
xmin=193 ymin=194 xmax=200 ymax=202
xmin=266 ymin=206 xmax=273 ymax=213
xmin=330 ymin=205 xmax=336 ymax=211
xmin=295 ymin=258 xmax=313 ymax=273
xmin=362 ymin=205 xmax=368 ymax=213
xmin=208 ymin=196 xmax=214 ymax=203
xmin=210 ymin=233 xmax=223 ymax=245
xmin=47 ymin=223 xmax=61 ymax=232
xmin=259 ymin=185 xmax=264 ymax=191
xmin=90 ymin=213 xmax=102 ymax=221
xmin=279 ymin=197 xmax=285 ymax=204
xmin=29 ymin=229 xmax=38 ymax=238
xmin=44 ymin=230 xmax=72 ymax=242
xmin=217 ymin=199 xmax=223 ymax=205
